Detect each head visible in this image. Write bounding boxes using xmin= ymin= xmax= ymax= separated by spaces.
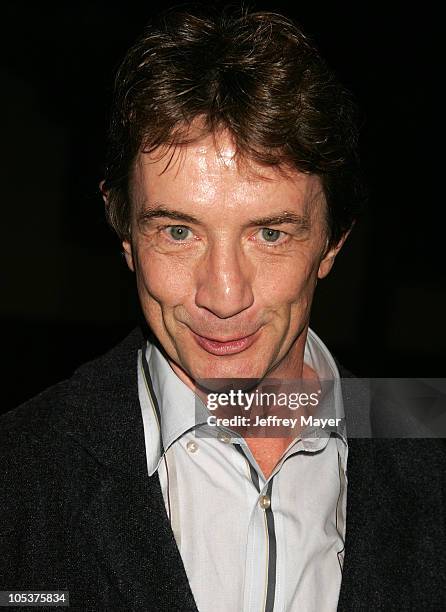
xmin=102 ymin=6 xmax=365 ymax=384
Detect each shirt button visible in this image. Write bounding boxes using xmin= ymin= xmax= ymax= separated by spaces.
xmin=217 ymin=432 xmax=231 ymax=444
xmin=259 ymin=494 xmax=271 ymax=510
xmin=186 ymin=440 xmax=198 ymax=453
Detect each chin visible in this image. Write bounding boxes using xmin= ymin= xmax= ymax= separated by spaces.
xmin=185 ymin=353 xmax=269 ymax=383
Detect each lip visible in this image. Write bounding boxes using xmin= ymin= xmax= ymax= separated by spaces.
xmin=191 ymin=328 xmax=261 ymax=356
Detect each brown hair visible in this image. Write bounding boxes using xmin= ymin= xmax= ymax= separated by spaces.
xmin=103 ymin=5 xmax=366 ymax=248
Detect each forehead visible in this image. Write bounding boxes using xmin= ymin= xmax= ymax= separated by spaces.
xmin=132 ymin=131 xmax=324 ymax=216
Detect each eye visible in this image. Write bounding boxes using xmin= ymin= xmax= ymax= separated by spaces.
xmin=260 ymin=228 xmax=283 ymax=243
xmin=166 ymin=225 xmax=192 ymax=241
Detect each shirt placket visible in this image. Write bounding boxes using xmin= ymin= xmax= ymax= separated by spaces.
xmin=233 ymin=443 xmax=280 ymax=612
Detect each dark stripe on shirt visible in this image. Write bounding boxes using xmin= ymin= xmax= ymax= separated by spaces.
xmin=234 ymin=443 xmax=276 ymax=611
xmin=234 ymin=443 xmax=260 ymax=492
xmin=141 ymin=343 xmax=165 ymax=455
xmin=265 ymin=479 xmax=277 ymax=612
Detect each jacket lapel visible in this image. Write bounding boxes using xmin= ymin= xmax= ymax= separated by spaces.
xmin=65 ymin=327 xmax=198 ymax=610
xmin=77 ymin=466 xmax=198 ymax=610
xmin=337 ymin=439 xmax=377 ymax=609
xmin=337 ymin=371 xmax=378 ymax=608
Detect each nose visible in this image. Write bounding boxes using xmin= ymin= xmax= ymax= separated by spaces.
xmin=194 ymin=239 xmax=254 ymax=319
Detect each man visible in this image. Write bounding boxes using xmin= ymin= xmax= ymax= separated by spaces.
xmin=0 ymin=6 xmax=444 ymax=612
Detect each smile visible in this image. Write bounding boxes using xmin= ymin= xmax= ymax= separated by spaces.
xmin=191 ymin=329 xmax=261 ymax=356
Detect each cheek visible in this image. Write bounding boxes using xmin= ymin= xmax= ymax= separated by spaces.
xmin=134 ymin=250 xmax=195 ymax=307
xmin=254 ymin=252 xmax=319 ymax=307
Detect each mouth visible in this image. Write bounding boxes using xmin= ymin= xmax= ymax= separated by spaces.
xmin=191 ymin=328 xmax=261 ymax=356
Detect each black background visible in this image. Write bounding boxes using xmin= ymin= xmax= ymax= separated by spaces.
xmin=2 ymin=1 xmax=444 ymax=414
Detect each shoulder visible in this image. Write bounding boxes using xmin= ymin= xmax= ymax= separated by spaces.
xmin=0 ymin=326 xmax=146 ymax=543
xmin=1 ymin=327 xmax=143 ymax=430
xmin=0 ymin=326 xmax=144 ymax=474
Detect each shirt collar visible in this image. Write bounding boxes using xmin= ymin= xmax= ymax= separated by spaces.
xmin=138 ymin=327 xmax=346 ymax=475
xmin=303 ymin=327 xmax=347 ymax=446
xmin=138 ymin=342 xmax=209 ymax=475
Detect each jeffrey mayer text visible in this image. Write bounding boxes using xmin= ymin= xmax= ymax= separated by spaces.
xmin=207 ymin=415 xmax=342 ymax=428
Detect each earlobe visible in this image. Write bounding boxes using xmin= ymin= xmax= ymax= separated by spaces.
xmin=317 ymin=251 xmax=336 ymax=279
xmin=122 ymin=240 xmax=135 ymax=272
xmin=99 ymin=179 xmax=108 ymax=204
xmin=317 ymin=230 xmax=350 ymax=279
xmin=101 ymin=181 xmax=134 ymax=272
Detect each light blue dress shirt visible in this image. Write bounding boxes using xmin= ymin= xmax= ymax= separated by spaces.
xmin=137 ymin=328 xmax=347 ymax=612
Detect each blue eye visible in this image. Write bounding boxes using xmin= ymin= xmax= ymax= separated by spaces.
xmin=261 ymin=228 xmax=282 ymax=242
xmin=168 ymin=226 xmax=191 ymax=241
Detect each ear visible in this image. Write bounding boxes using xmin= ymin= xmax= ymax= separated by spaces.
xmin=99 ymin=179 xmax=108 ymax=203
xmin=317 ymin=229 xmax=351 ymax=279
xmin=100 ymin=179 xmax=135 ymax=273
xmin=122 ymin=239 xmax=135 ymax=272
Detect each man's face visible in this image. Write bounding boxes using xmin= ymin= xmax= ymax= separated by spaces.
xmin=123 ymin=132 xmax=344 ymax=384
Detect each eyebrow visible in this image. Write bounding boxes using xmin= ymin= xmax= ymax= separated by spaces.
xmin=247 ymin=212 xmax=311 ymax=230
xmin=137 ymin=205 xmax=200 ymax=225
xmin=137 ymin=204 xmax=311 ymax=230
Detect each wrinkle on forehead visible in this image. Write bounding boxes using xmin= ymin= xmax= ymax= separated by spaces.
xmin=139 ymin=132 xmax=238 ymax=175
xmin=136 ymin=134 xmax=301 ymax=186
xmin=132 ymin=129 xmax=326 ymax=228
xmin=135 ymin=114 xmax=302 ymax=183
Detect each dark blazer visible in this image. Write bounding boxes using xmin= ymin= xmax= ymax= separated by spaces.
xmin=1 ymin=328 xmax=444 ymax=611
